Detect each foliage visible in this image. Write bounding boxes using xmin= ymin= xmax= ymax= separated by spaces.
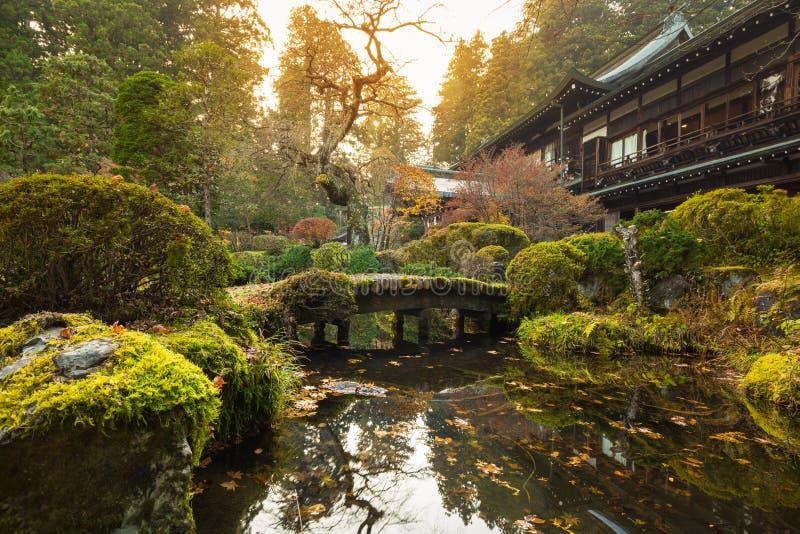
xmin=0 ymin=174 xmax=231 ymax=325
xmin=252 ymin=234 xmax=289 ymax=255
xmin=276 ymin=245 xmax=314 ymax=278
xmin=506 ymin=241 xmax=586 ymax=319
xmin=348 ymin=246 xmax=382 ymax=274
xmin=230 ymin=251 xmax=270 ymax=285
xmin=457 ymin=252 xmax=492 ymax=279
xmin=565 ymin=233 xmax=627 ymax=303
xmin=743 ymin=352 xmax=800 ymax=410
xmin=476 ymin=245 xmax=510 ymax=264
xmin=290 ymin=217 xmax=337 ymax=246
xmin=670 ymin=187 xmax=800 ymax=267
xmin=0 ymin=86 xmax=51 ymax=177
xmin=0 ymin=314 xmax=220 ymax=456
xmin=400 ymin=263 xmax=460 ymax=278
xmin=518 ymin=312 xmax=633 ymax=358
xmin=163 ymin=319 xmax=299 ymax=439
xmin=312 ymin=242 xmax=350 ymax=272
xmin=454 ymin=146 xmax=605 ymax=241
xmin=270 ymin=270 xmax=357 ymax=325
xmin=391 ymin=165 xmax=441 ymax=219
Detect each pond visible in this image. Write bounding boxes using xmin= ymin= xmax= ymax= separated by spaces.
xmin=192 ymin=335 xmax=800 ymax=533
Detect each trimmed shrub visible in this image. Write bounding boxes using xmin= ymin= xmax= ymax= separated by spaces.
xmin=476 ymin=245 xmax=510 ymax=264
xmin=639 ymin=218 xmax=705 ymax=280
xmin=270 ymin=270 xmax=356 ymax=324
xmin=0 ymin=174 xmax=231 ymax=325
xmin=252 ymin=234 xmax=289 ymax=255
xmin=271 ymin=245 xmax=313 ymax=279
xmin=400 ymin=263 xmax=460 ymax=278
xmin=348 ymin=246 xmax=382 ymax=274
xmin=670 ymin=187 xmax=800 ymax=267
xmin=506 ymin=241 xmax=586 ymax=319
xmin=311 ymin=242 xmax=350 ymax=272
xmin=565 ymin=233 xmax=627 ymax=303
xmin=458 ymin=252 xmax=492 ymax=279
xmin=290 ymin=217 xmax=337 ymax=246
xmin=230 ymin=251 xmax=270 ymax=284
xmin=743 ymin=352 xmax=800 ymax=409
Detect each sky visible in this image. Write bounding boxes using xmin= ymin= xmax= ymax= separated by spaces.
xmin=256 ymin=0 xmax=526 ymax=133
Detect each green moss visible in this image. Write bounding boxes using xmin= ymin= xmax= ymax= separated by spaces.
xmin=163 ymin=320 xmax=299 ymax=439
xmin=271 ymin=269 xmax=356 ymax=324
xmin=476 ymin=245 xmax=510 ymax=264
xmin=564 ymin=233 xmax=627 ymax=302
xmin=743 ymin=352 xmax=800 ymax=409
xmin=0 ymin=174 xmax=231 ymax=325
xmin=252 ymin=234 xmax=289 ymax=255
xmin=745 ymin=399 xmax=800 ymax=452
xmin=0 ymin=320 xmax=40 ymax=367
xmin=0 ymin=316 xmax=220 ymax=456
xmin=518 ymin=312 xmax=632 ymax=359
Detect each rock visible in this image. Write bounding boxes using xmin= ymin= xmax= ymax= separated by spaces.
xmin=0 ymin=327 xmax=63 ymax=381
xmin=54 ymin=338 xmax=118 ymax=379
xmin=701 ymin=266 xmax=757 ymax=296
xmin=322 ymin=380 xmax=387 ymax=397
xmin=649 ymin=275 xmax=690 ymax=312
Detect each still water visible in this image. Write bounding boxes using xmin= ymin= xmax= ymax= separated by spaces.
xmin=193 ymin=335 xmax=800 ymax=533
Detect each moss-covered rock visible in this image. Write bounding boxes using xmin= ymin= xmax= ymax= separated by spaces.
xmin=270 ymin=269 xmax=357 ymax=325
xmin=476 ymin=245 xmax=510 ymax=264
xmin=743 ymin=352 xmax=800 ymax=409
xmin=0 ymin=313 xmax=221 ymax=531
xmin=0 ymin=174 xmax=232 ymax=325
xmin=564 ymin=233 xmax=627 ymax=304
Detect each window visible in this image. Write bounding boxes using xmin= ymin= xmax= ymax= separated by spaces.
xmin=680 ymin=106 xmax=702 ymax=141
xmin=642 ymin=122 xmax=658 ymax=157
xmin=705 ymin=95 xmax=727 ymax=129
xmin=662 ymin=115 xmax=679 ymax=148
xmin=729 ymin=85 xmax=753 ymax=120
xmin=609 ymin=132 xmax=638 ymax=167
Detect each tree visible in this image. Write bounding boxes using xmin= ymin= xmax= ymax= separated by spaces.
xmin=431 ymin=33 xmax=487 ymax=165
xmin=456 ymin=145 xmax=605 ymax=241
xmin=274 ymin=0 xmax=438 ymax=234
xmin=0 ymin=87 xmax=50 ymax=178
xmin=37 ymin=53 xmax=115 ymax=174
xmin=291 ymin=217 xmax=338 ymax=246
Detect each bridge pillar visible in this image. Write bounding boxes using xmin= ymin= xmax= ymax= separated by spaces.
xmin=418 ymin=312 xmax=429 ymax=345
xmin=335 ymin=319 xmax=350 ymax=346
xmin=454 ymin=309 xmax=465 ymax=340
xmin=393 ymin=313 xmax=405 ymax=345
xmin=489 ymin=314 xmax=501 ymax=337
xmin=312 ymin=321 xmax=327 ymax=346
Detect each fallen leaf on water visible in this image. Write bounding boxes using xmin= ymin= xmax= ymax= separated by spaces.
xmin=710 ymin=432 xmax=748 ymax=444
xmin=387 ymin=360 xmax=401 ymax=366
xmin=254 ymin=448 xmax=263 ymax=455
xmin=356 ymin=369 xmax=366 ymax=374
xmin=226 ymin=470 xmax=243 ymax=480
xmin=300 ymin=503 xmax=326 ymax=516
xmin=550 ymin=451 xmax=560 ymax=458
xmin=434 ymin=436 xmax=453 ymax=445
xmin=220 ymin=480 xmax=239 ymax=491
xmin=734 ymin=458 xmax=751 ymax=465
xmin=198 ymin=456 xmax=212 ymax=468
xmin=476 ymin=461 xmax=503 ymax=478
xmin=191 ymin=480 xmax=210 ymax=494
xmin=347 ymin=358 xmax=361 ymax=364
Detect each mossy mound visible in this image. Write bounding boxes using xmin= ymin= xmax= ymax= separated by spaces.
xmin=0 ymin=313 xmax=220 ymax=454
xmin=743 ymin=352 xmax=800 ymax=409
xmin=476 ymin=245 xmax=510 ymax=264
xmin=506 ymin=241 xmax=585 ymax=319
xmin=311 ymin=242 xmax=350 ymax=272
xmin=564 ymin=233 xmax=627 ymax=303
xmin=164 ymin=320 xmax=298 ymax=439
xmin=270 ymin=269 xmax=357 ymax=325
xmin=0 ymin=174 xmax=232 ymax=325
xmin=252 ymin=234 xmax=289 ymax=255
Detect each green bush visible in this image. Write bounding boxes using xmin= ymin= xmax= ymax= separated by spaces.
xmin=639 ymin=218 xmax=705 ymax=280
xmin=271 ymin=245 xmax=312 ymax=279
xmin=506 ymin=241 xmax=585 ymax=319
xmin=400 ymin=263 xmax=460 ymax=278
xmin=393 ymin=222 xmax=530 ymax=269
xmin=230 ymin=251 xmax=271 ymax=284
xmin=476 ymin=245 xmax=510 ymax=264
xmin=670 ymin=187 xmax=800 ymax=267
xmin=163 ymin=320 xmax=298 ymax=439
xmin=252 ymin=234 xmax=289 ymax=255
xmin=348 ymin=246 xmax=382 ymax=274
xmin=0 ymin=174 xmax=231 ymax=325
xmin=311 ymin=242 xmax=350 ymax=272
xmin=270 ymin=270 xmax=356 ymax=324
xmin=565 ymin=233 xmax=627 ymax=302
xmin=743 ymin=352 xmax=800 ymax=409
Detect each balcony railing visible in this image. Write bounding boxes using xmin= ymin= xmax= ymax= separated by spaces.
xmin=584 ymin=94 xmax=800 ymax=191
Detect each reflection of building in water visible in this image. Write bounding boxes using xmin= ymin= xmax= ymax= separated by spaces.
xmin=438 ymin=1 xmax=800 ymax=229
xmin=601 ymin=434 xmax=632 ymax=469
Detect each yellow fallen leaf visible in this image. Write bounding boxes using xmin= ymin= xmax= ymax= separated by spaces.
xmin=220 ymin=480 xmax=239 ymax=491
xmin=254 ymin=448 xmax=263 ymax=455
xmin=300 ymin=503 xmax=326 ymax=516
xmin=226 ymin=470 xmax=243 ymax=480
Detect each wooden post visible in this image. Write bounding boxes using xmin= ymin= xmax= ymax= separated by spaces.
xmin=454 ymin=309 xmax=465 ymax=340
xmin=312 ymin=322 xmax=326 ymax=346
xmin=393 ymin=313 xmax=405 ymax=345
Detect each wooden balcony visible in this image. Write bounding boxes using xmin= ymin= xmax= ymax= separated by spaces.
xmin=582 ymin=96 xmax=800 ymax=192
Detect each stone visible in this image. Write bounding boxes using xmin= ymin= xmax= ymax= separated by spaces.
xmin=649 ymin=275 xmax=690 ymax=312
xmin=322 ymin=380 xmax=387 ymax=397
xmin=701 ymin=266 xmax=757 ymax=296
xmin=54 ymin=338 xmax=118 ymax=379
xmin=0 ymin=327 xmax=63 ymax=381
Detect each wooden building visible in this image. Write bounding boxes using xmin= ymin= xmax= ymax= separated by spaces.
xmin=466 ymin=0 xmax=800 ymax=229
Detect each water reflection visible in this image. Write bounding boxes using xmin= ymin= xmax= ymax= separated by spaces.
xmin=193 ymin=340 xmax=800 ymax=533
